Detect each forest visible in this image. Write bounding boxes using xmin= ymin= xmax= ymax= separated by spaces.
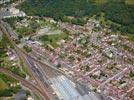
xmin=18 ymin=0 xmax=134 ymax=34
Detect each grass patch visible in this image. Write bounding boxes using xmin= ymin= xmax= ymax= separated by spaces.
xmin=0 ymin=78 xmax=8 ymax=91
xmin=20 ymin=59 xmax=32 ymax=77
xmin=94 ymin=0 xmax=107 ymax=4
xmin=40 ymin=32 xmax=68 ymax=48
xmin=125 ymin=0 xmax=134 ymax=5
xmin=126 ymin=34 xmax=134 ymax=42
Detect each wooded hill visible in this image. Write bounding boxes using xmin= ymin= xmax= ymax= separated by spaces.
xmin=18 ymin=0 xmax=134 ymax=34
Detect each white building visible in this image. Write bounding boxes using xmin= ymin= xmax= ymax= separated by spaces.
xmin=9 ymin=7 xmax=20 ymax=14
xmin=2 ymin=7 xmax=26 ymax=18
xmin=27 ymin=96 xmax=34 ymax=100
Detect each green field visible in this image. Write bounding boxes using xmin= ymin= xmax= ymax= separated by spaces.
xmin=95 ymin=0 xmax=134 ymax=5
xmin=0 ymin=78 xmax=8 ymax=91
xmin=125 ymin=0 xmax=134 ymax=5
xmin=40 ymin=32 xmax=68 ymax=48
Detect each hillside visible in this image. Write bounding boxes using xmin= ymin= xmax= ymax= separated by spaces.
xmin=18 ymin=0 xmax=134 ymax=34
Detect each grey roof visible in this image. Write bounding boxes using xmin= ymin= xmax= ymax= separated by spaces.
xmin=51 ymin=75 xmax=105 ymax=100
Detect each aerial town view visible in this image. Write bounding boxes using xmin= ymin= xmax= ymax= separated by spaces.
xmin=0 ymin=0 xmax=134 ymax=100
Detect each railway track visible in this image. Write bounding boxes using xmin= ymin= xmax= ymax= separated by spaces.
xmin=0 ymin=20 xmax=75 ymax=81
xmin=0 ymin=67 xmax=48 ymax=100
xmin=0 ymin=20 xmax=51 ymax=100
